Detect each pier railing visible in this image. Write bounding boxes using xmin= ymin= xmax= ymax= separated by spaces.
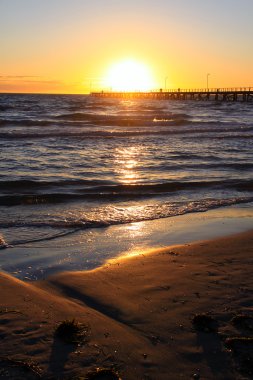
xmin=90 ymin=87 xmax=253 ymax=101
xmin=158 ymin=87 xmax=252 ymax=93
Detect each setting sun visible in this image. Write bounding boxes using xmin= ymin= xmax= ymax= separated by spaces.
xmin=104 ymin=59 xmax=155 ymax=92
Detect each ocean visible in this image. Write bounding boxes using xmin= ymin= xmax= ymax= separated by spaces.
xmin=0 ymin=93 xmax=253 ymax=279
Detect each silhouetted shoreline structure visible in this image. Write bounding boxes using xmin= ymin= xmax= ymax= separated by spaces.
xmin=91 ymin=87 xmax=253 ymax=101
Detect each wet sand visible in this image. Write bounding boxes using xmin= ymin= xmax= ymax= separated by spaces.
xmin=1 ymin=204 xmax=253 ymax=281
xmin=1 ymin=230 xmax=253 ymax=379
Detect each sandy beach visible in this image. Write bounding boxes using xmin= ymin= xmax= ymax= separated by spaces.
xmin=1 ymin=0 xmax=253 ymax=378
xmin=1 ymin=229 xmax=253 ymax=379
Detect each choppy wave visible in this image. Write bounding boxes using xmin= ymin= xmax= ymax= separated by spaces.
xmin=0 ymin=178 xmax=111 ymax=191
xmin=0 ymin=125 xmax=252 ymax=140
xmin=0 ymin=179 xmax=252 ymax=206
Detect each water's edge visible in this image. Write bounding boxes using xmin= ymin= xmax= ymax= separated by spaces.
xmin=1 ymin=203 xmax=252 ymax=281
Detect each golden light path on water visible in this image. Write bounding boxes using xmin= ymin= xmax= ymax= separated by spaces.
xmin=114 ymin=146 xmax=140 ymax=184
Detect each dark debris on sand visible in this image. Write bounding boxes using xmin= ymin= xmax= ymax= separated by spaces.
xmin=0 ymin=357 xmax=42 ymax=379
xmin=190 ymin=312 xmax=253 ymax=377
xmin=231 ymin=314 xmax=253 ymax=332
xmin=83 ymin=367 xmax=121 ymax=380
xmin=192 ymin=314 xmax=218 ymax=333
xmin=55 ymin=318 xmax=89 ymax=345
xmin=225 ymin=337 xmax=253 ymax=376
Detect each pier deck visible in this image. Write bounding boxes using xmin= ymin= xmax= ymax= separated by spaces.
xmin=91 ymin=87 xmax=253 ymax=101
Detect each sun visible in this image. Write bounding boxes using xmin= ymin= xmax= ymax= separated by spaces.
xmin=104 ymin=59 xmax=155 ymax=92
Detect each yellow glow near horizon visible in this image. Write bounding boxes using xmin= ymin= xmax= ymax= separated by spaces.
xmin=104 ymin=59 xmax=155 ymax=92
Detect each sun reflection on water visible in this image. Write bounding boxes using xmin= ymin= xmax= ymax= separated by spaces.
xmin=114 ymin=146 xmax=141 ymax=184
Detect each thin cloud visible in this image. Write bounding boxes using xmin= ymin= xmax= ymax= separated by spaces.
xmin=0 ymin=75 xmax=42 ymax=79
xmin=0 ymin=77 xmax=63 ymax=85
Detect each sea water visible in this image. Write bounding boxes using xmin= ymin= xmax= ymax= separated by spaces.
xmin=0 ymin=94 xmax=252 ymax=278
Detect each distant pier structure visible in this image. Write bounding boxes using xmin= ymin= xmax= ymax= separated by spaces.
xmin=91 ymin=87 xmax=253 ymax=101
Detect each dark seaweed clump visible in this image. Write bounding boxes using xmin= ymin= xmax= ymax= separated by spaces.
xmin=225 ymin=337 xmax=253 ymax=375
xmin=192 ymin=314 xmax=218 ymax=333
xmin=85 ymin=367 xmax=121 ymax=380
xmin=231 ymin=314 xmax=253 ymax=331
xmin=55 ymin=319 xmax=88 ymax=344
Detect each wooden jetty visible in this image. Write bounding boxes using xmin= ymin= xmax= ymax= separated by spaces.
xmin=91 ymin=87 xmax=253 ymax=101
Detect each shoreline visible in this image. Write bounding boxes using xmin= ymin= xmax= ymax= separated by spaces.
xmin=1 ymin=203 xmax=253 ymax=281
xmin=1 ymin=229 xmax=253 ymax=379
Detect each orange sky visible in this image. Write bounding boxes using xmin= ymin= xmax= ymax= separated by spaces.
xmin=1 ymin=0 xmax=253 ymax=94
